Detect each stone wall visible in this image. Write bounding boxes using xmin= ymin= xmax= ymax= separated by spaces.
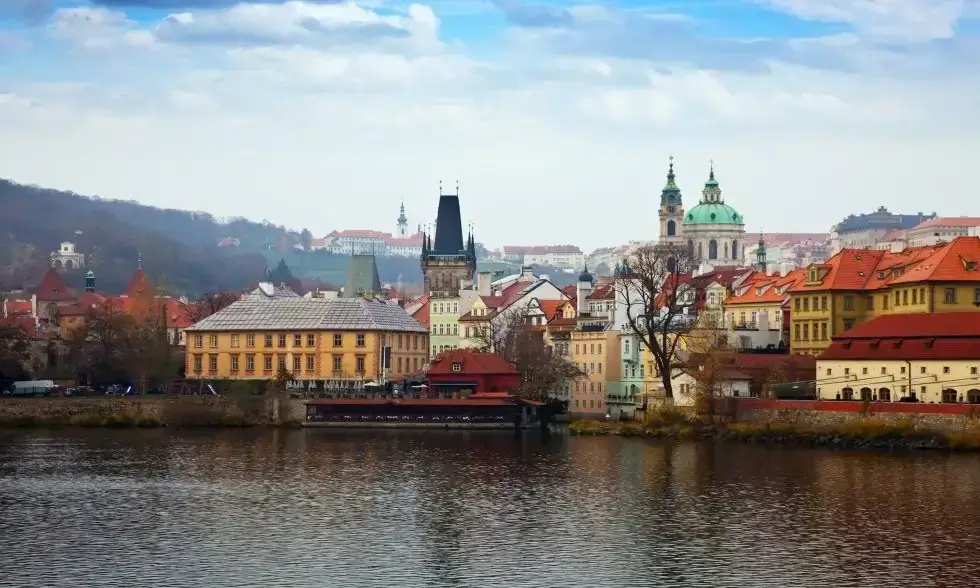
xmin=731 ymin=398 xmax=980 ymax=432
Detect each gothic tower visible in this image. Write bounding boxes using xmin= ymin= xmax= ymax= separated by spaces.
xmin=397 ymin=202 xmax=408 ymax=237
xmin=658 ymin=156 xmax=685 ymax=247
xmin=420 ymin=181 xmax=476 ymax=296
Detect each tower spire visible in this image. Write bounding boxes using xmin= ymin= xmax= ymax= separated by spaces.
xmin=660 ymin=155 xmax=682 ymax=206
xmin=756 ymin=229 xmax=767 ymax=273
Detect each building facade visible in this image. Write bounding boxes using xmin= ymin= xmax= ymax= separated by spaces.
xmin=788 ymin=237 xmax=980 ymax=356
xmin=184 ymin=295 xmax=429 ymax=389
xmin=816 ymin=312 xmax=980 ymax=404
xmin=50 ymin=241 xmax=85 ymax=270
xmin=829 ymin=207 xmax=935 ymax=253
xmin=682 ymin=164 xmax=746 ymax=266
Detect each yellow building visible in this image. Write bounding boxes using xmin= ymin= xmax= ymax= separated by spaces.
xmin=184 ymin=295 xmax=428 ymax=385
xmin=723 ymin=269 xmax=806 ymax=350
xmin=570 ymin=328 xmax=621 ymax=416
xmin=788 ymin=237 xmax=980 ymax=356
xmin=816 ymin=312 xmax=980 ymax=404
xmin=457 ymin=295 xmax=503 ymax=349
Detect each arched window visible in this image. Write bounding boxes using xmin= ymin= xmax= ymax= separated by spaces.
xmin=688 ymin=240 xmax=695 ymax=257
xmin=942 ymin=388 xmax=958 ymax=403
xmin=666 ymin=220 xmax=676 ymax=236
xmin=860 ymin=387 xmax=872 ymax=401
xmin=708 ymin=240 xmax=718 ymax=260
xmin=732 ymin=240 xmax=738 ymax=260
xmin=968 ymin=389 xmax=980 ymax=404
xmin=841 ymin=387 xmax=854 ymax=400
xmin=724 ymin=241 xmax=729 ymax=259
xmin=878 ymin=388 xmax=891 ymax=402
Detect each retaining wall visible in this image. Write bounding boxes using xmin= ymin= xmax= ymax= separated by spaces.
xmin=731 ymin=398 xmax=980 ymax=431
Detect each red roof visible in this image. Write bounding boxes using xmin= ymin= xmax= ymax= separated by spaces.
xmin=410 ymin=298 xmax=430 ymax=329
xmin=427 ymin=348 xmax=517 ymax=375
xmin=480 ymin=295 xmax=505 ymax=308
xmin=889 ymin=237 xmax=980 ymax=284
xmin=0 ymin=316 xmax=38 ymax=338
xmin=3 ymin=299 xmax=32 ymax=316
xmin=35 ymin=268 xmax=74 ymax=301
xmin=820 ymin=312 xmax=980 ymax=360
xmin=725 ymin=269 xmax=807 ymax=306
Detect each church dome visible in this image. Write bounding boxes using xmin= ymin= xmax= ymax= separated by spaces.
xmin=683 ymin=163 xmax=743 ymax=226
xmin=683 ymin=202 xmax=743 ymax=226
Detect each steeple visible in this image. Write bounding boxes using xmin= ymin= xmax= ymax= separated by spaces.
xmin=660 ymin=156 xmax=682 ymax=206
xmin=756 ymin=230 xmax=767 ymax=272
xmin=432 ymin=180 xmax=465 ymax=255
xmin=702 ymin=160 xmax=722 ymax=204
xmin=397 ymin=202 xmax=408 ymax=237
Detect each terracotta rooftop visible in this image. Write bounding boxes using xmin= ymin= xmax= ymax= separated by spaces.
xmin=912 ymin=217 xmax=980 ymax=231
xmin=820 ymin=312 xmax=980 ymax=361
xmin=35 ymin=268 xmax=74 ymax=301
xmin=725 ymin=269 xmax=808 ymax=306
xmin=427 ymin=348 xmax=517 ymax=375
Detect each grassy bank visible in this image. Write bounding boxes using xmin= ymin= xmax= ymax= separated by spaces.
xmin=570 ymin=416 xmax=980 ymax=451
xmin=0 ymin=396 xmax=293 ymax=428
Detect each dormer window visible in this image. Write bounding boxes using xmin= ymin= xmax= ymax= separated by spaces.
xmin=877 ymin=271 xmax=885 ymax=279
xmin=451 ymin=362 xmax=461 ymax=372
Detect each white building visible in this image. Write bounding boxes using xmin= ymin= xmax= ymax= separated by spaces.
xmin=50 ymin=241 xmax=85 ymax=270
xmin=502 ymin=245 xmax=585 ymax=270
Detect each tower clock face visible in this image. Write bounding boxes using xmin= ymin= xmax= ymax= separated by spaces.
xmin=667 ymin=205 xmax=676 ymax=213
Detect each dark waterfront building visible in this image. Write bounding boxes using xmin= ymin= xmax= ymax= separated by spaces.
xmin=420 ymin=181 xmax=476 ymax=297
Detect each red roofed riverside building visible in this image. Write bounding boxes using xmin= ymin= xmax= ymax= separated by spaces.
xmin=816 ymin=312 xmax=980 ymax=404
xmin=425 ymin=348 xmax=519 ymax=398
xmin=787 ymin=236 xmax=980 ymax=356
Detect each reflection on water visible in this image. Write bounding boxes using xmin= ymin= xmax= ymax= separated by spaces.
xmin=1 ymin=429 xmax=979 ymax=587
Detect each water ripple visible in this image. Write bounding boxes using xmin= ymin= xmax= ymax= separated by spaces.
xmin=0 ymin=429 xmax=979 ymax=587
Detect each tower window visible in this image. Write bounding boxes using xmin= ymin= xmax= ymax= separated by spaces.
xmin=666 ymin=220 xmax=676 ymax=236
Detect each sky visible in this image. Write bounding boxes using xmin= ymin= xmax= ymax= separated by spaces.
xmin=1 ymin=0 xmax=979 ymax=251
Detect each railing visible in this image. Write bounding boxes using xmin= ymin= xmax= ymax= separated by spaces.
xmin=732 ymin=322 xmax=757 ymax=331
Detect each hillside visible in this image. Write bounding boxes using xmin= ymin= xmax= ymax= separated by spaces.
xmin=0 ymin=179 xmax=422 ymax=295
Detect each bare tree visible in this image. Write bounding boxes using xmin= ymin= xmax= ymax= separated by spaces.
xmin=66 ymin=301 xmax=136 ymax=386
xmin=187 ymin=291 xmax=239 ymax=323
xmin=474 ymin=305 xmax=582 ymax=401
xmin=613 ymin=243 xmax=703 ymax=402
xmin=0 ymin=323 xmax=32 ymax=386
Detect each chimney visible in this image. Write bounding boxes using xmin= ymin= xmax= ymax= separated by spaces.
xmin=520 ymin=265 xmax=534 ymax=280
xmin=477 ymin=271 xmax=491 ymax=296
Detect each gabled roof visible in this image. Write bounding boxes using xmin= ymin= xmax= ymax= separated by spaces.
xmin=725 ymin=269 xmax=807 ymax=306
xmin=124 ymin=268 xmax=150 ymax=298
xmin=410 ymin=298 xmax=430 ymax=329
xmin=35 ymin=268 xmax=74 ymax=301
xmin=426 ymin=348 xmax=517 ymax=375
xmin=888 ymin=237 xmax=980 ymax=284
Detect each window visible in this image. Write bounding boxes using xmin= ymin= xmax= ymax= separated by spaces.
xmin=307 ymin=356 xmax=315 ymax=371
xmin=246 ymin=355 xmax=255 ymax=372
xmin=356 ymin=333 xmax=365 ymax=347
xmin=294 ymin=333 xmax=302 ymax=347
xmin=356 ymin=356 xmax=365 ymax=373
xmin=843 ymin=296 xmax=854 ymax=311
xmin=895 ymin=291 xmax=900 ymax=306
xmin=332 ymin=355 xmax=342 ymax=371
xmin=862 ymin=367 xmax=868 ymax=375
xmin=307 ymin=334 xmax=315 ymax=347
xmin=208 ymin=334 xmax=218 ymax=348
xmin=264 ymin=334 xmax=273 ymax=348
xmin=231 ymin=334 xmax=240 ymax=348
xmin=803 ymin=298 xmax=810 ymax=312
xmin=590 ymin=344 xmax=595 ymax=354
xmin=397 ymin=356 xmax=403 ymax=373
xmin=826 ymin=368 xmax=832 ymax=376
xmin=900 ymin=366 xmax=906 ymax=374
xmin=902 ymin=290 xmax=908 ymax=306
xmin=944 ymin=287 xmax=957 ymax=304
xmin=866 ymin=296 xmax=874 ymax=311
xmin=794 ymin=324 xmax=800 ymax=341
xmin=821 ymin=296 xmax=827 ymax=311
xmin=278 ymin=334 xmax=287 ymax=348
xmin=452 ymin=363 xmax=461 ymax=372
xmin=598 ymin=344 xmax=603 ymax=354
xmin=794 ymin=298 xmax=800 ymax=312
xmin=246 ymin=334 xmax=255 ymax=348
xmin=413 ymin=336 xmax=419 ymax=351
xmin=293 ymin=355 xmax=301 ymax=371
xmin=333 ymin=333 xmax=343 ymax=347
xmin=397 ymin=334 xmax=403 ymax=349
xmin=803 ymin=324 xmax=809 ymax=340
xmin=943 ymin=366 xmax=950 ymax=374
xmin=974 ymin=288 xmax=980 ymax=305
xmin=843 ymin=319 xmax=854 ymax=331
xmin=881 ymin=367 xmax=887 ymax=375
xmin=231 ymin=355 xmax=240 ymax=372
xmin=972 ymin=367 xmax=978 ymax=375
xmin=193 ymin=335 xmax=203 ymax=348
xmin=920 ymin=366 xmax=926 ymax=374
xmin=844 ymin=368 xmax=850 ymax=375
xmin=882 ymin=295 xmax=889 ymax=310
xmin=209 ymin=355 xmax=217 ymax=372
xmin=193 ymin=355 xmax=202 ymax=372
xmin=820 ymin=322 xmax=827 ymax=340
xmin=912 ymin=290 xmax=917 ymax=305
xmin=263 ymin=355 xmax=273 ymax=371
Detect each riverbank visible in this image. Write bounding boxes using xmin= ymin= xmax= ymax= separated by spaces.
xmin=0 ymin=396 xmax=306 ymax=428
xmin=570 ymin=418 xmax=980 ymax=451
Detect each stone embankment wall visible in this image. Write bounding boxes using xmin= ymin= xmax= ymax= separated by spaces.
xmin=731 ymin=399 xmax=980 ymax=432
xmin=0 ymin=396 xmax=310 ymax=427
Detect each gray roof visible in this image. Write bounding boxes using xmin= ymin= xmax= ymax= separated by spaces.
xmin=248 ymin=282 xmax=300 ymax=299
xmin=186 ymin=296 xmax=427 ymax=333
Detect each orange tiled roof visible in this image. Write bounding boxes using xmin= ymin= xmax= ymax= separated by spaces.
xmin=410 ymin=298 xmax=430 ymax=329
xmin=789 ymin=237 xmax=980 ymax=293
xmin=820 ymin=312 xmax=980 ymax=361
xmin=537 ymin=299 xmax=565 ymax=320
xmin=912 ymin=216 xmax=980 ymax=230
xmin=3 ymin=299 xmax=32 ymax=316
xmin=725 ymin=269 xmax=808 ymax=306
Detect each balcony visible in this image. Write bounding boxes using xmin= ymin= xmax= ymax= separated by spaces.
xmin=733 ymin=322 xmax=757 ymax=331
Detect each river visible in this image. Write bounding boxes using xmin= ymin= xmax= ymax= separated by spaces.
xmin=0 ymin=429 xmax=978 ymax=587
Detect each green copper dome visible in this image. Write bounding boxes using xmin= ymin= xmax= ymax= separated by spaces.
xmin=683 ymin=202 xmax=743 ymax=225
xmin=683 ymin=163 xmax=742 ymax=225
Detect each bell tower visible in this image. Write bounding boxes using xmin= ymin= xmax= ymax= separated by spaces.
xmin=420 ymin=181 xmax=476 ymax=296
xmin=658 ymin=156 xmax=684 ymax=247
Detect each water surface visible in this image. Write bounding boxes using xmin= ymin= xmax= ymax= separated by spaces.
xmin=1 ymin=429 xmax=978 ymax=587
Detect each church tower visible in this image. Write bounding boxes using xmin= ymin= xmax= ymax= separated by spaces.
xmin=397 ymin=202 xmax=408 ymax=237
xmin=658 ymin=156 xmax=684 ymax=247
xmin=420 ymin=181 xmax=476 ymax=296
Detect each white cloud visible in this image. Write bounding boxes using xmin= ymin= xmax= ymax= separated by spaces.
xmin=754 ymin=0 xmax=969 ymax=40
xmin=1 ymin=0 xmax=978 ymax=249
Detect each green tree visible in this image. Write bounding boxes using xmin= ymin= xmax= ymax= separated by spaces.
xmin=300 ymin=229 xmax=314 ymax=251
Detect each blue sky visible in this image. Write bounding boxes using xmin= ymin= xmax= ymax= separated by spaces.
xmin=1 ymin=0 xmax=978 ymax=250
